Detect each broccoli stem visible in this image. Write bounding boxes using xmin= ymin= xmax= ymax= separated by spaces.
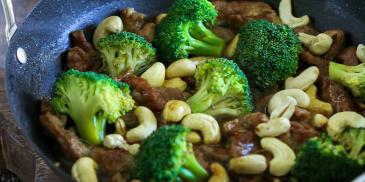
xmin=178 ymin=167 xmax=195 ymax=182
xmin=187 ymin=81 xmax=215 ymax=113
xmin=329 ymin=62 xmax=348 ymax=82
xmin=183 ymin=151 xmax=208 ymax=182
xmin=349 ymin=132 xmax=365 ymax=158
xmin=189 ymin=21 xmax=225 ymax=46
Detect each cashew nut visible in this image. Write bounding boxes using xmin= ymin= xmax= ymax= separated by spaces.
xmin=261 ymin=137 xmax=295 ymax=177
xmin=163 ymin=100 xmax=191 ymax=122
xmin=71 ymin=157 xmax=98 ymax=182
xmin=256 ymin=117 xmax=291 ymax=137
xmin=181 ymin=113 xmax=221 ymax=144
xmin=311 ymin=113 xmax=328 ymax=128
xmin=128 ymin=144 xmax=140 ymax=155
xmin=327 ymin=111 xmax=365 ymax=139
xmin=103 ymin=134 xmax=129 ymax=150
xmin=229 ymin=154 xmax=267 ymax=175
xmin=208 ymin=162 xmax=230 ymax=182
xmin=126 ymin=106 xmax=157 ymax=143
xmin=268 ymin=89 xmax=310 ymax=118
xmin=93 ymin=16 xmax=123 ymax=47
xmin=163 ymin=78 xmax=187 ymax=91
xmin=223 ymin=34 xmax=239 ymax=58
xmin=186 ymin=131 xmax=202 ymax=144
xmin=269 ymin=97 xmax=296 ymax=120
xmin=357 ymin=44 xmax=365 ymax=63
xmin=155 ymin=13 xmax=167 ymax=25
xmin=298 ymin=33 xmax=333 ymax=55
xmin=115 ymin=118 xmax=126 ymax=135
xmin=279 ymin=0 xmax=310 ymax=28
xmin=141 ymin=62 xmax=165 ymax=87
xmin=166 ymin=59 xmax=197 ymax=79
xmin=285 ymin=66 xmax=320 ymax=90
xmin=306 ymin=85 xmax=333 ymax=116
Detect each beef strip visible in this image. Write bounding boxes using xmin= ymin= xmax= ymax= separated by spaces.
xmin=291 ymin=107 xmax=311 ymax=123
xmin=212 ymin=26 xmax=235 ymax=43
xmin=293 ymin=25 xmax=319 ymax=35
xmin=120 ymin=8 xmax=146 ymax=33
xmin=122 ymin=75 xmax=166 ymax=111
xmin=136 ymin=23 xmax=156 ymax=42
xmin=323 ymin=30 xmax=345 ymax=60
xmin=213 ymin=1 xmax=281 ymax=32
xmin=337 ymin=46 xmax=360 ymax=66
xmin=90 ymin=147 xmax=134 ymax=173
xmin=300 ymin=50 xmax=355 ymax=112
xmin=67 ymin=31 xmax=101 ymax=72
xmin=196 ymin=145 xmax=231 ymax=163
xmin=157 ymin=87 xmax=191 ymax=101
xmin=39 ymin=112 xmax=90 ymax=160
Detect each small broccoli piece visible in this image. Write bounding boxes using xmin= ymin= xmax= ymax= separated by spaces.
xmin=235 ymin=19 xmax=302 ymax=89
xmin=186 ymin=58 xmax=253 ymax=117
xmin=50 ymin=69 xmax=134 ymax=145
xmin=338 ymin=128 xmax=365 ymax=160
xmin=96 ymin=32 xmax=156 ymax=77
xmin=292 ymin=135 xmax=365 ymax=182
xmin=153 ymin=0 xmax=225 ymax=62
xmin=131 ymin=125 xmax=208 ymax=182
xmin=329 ymin=62 xmax=365 ymax=99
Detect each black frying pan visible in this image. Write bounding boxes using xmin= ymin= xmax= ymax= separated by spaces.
xmin=3 ymin=0 xmax=365 ymax=180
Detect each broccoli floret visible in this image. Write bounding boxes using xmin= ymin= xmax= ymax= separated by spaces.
xmin=338 ymin=128 xmax=365 ymax=160
xmin=186 ymin=58 xmax=253 ymax=117
xmin=329 ymin=62 xmax=365 ymax=99
xmin=153 ymin=0 xmax=225 ymax=62
xmin=131 ymin=125 xmax=208 ymax=182
xmin=292 ymin=135 xmax=365 ymax=182
xmin=96 ymin=32 xmax=156 ymax=77
xmin=235 ymin=19 xmax=302 ymax=89
xmin=50 ymin=69 xmax=134 ymax=145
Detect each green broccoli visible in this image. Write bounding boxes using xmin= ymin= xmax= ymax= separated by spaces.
xmin=50 ymin=69 xmax=134 ymax=145
xmin=131 ymin=125 xmax=208 ymax=182
xmin=235 ymin=19 xmax=302 ymax=89
xmin=96 ymin=32 xmax=156 ymax=77
xmin=329 ymin=62 xmax=365 ymax=99
xmin=186 ymin=58 xmax=253 ymax=117
xmin=153 ymin=0 xmax=225 ymax=62
xmin=292 ymin=132 xmax=365 ymax=182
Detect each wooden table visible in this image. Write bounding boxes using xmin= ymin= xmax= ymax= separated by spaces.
xmin=1 ymin=0 xmax=63 ymax=181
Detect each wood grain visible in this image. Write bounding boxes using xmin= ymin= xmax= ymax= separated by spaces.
xmin=0 ymin=70 xmax=62 ymax=182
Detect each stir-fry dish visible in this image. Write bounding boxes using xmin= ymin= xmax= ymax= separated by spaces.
xmin=39 ymin=0 xmax=365 ymax=181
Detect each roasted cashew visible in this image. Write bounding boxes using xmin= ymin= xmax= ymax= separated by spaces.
xmin=229 ymin=154 xmax=267 ymax=175
xmin=327 ymin=111 xmax=365 ymax=139
xmin=181 ymin=113 xmax=221 ymax=144
xmin=285 ymin=66 xmax=319 ymax=90
xmin=256 ymin=117 xmax=291 ymax=137
xmin=268 ymin=89 xmax=310 ymax=119
xmin=186 ymin=131 xmax=202 ymax=144
xmin=279 ymin=0 xmax=310 ymax=28
xmin=261 ymin=137 xmax=295 ymax=177
xmin=141 ymin=62 xmax=165 ymax=87
xmin=71 ymin=157 xmax=98 ymax=182
xmin=166 ymin=59 xmax=197 ymax=79
xmin=298 ymin=33 xmax=333 ymax=55
xmin=223 ymin=34 xmax=239 ymax=58
xmin=306 ymin=85 xmax=333 ymax=116
xmin=103 ymin=134 xmax=129 ymax=150
xmin=128 ymin=144 xmax=140 ymax=155
xmin=163 ymin=78 xmax=187 ymax=91
xmin=163 ymin=100 xmax=191 ymax=122
xmin=126 ymin=106 xmax=157 ymax=143
xmin=208 ymin=162 xmax=230 ymax=182
xmin=115 ymin=118 xmax=126 ymax=135
xmin=155 ymin=13 xmax=167 ymax=25
xmin=311 ymin=113 xmax=328 ymax=128
xmin=93 ymin=16 xmax=123 ymax=47
xmin=357 ymin=44 xmax=365 ymax=63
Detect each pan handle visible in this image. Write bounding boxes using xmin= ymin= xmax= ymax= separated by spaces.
xmin=1 ymin=0 xmax=17 ymax=44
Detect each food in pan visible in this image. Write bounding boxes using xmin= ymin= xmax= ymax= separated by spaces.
xmin=38 ymin=0 xmax=365 ymax=181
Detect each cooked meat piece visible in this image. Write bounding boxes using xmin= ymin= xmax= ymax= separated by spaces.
xmin=224 ymin=112 xmax=268 ymax=134
xmin=157 ymin=87 xmax=190 ymax=101
xmin=197 ymin=145 xmax=231 ymax=162
xmin=291 ymin=107 xmax=311 ymax=123
xmin=193 ymin=146 xmax=209 ymax=169
xmin=229 ymin=129 xmax=260 ymax=157
xmin=90 ymin=147 xmax=134 ymax=173
xmin=213 ymin=1 xmax=281 ymax=32
xmin=212 ymin=26 xmax=235 ymax=43
xmin=39 ymin=112 xmax=90 ymax=160
xmin=300 ymin=50 xmax=355 ymax=112
xmin=324 ymin=30 xmax=345 ymax=60
xmin=40 ymin=99 xmax=54 ymax=113
xmin=122 ymin=75 xmax=166 ymax=111
xmin=122 ymin=112 xmax=139 ymax=128
xmin=338 ymin=46 xmax=360 ymax=66
xmin=293 ymin=25 xmax=319 ymax=35
xmin=136 ymin=23 xmax=156 ymax=42
xmin=67 ymin=31 xmax=101 ymax=72
xmin=121 ymin=8 xmax=146 ymax=33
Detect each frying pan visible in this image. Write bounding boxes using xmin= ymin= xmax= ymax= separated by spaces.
xmin=2 ymin=0 xmax=365 ymax=180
